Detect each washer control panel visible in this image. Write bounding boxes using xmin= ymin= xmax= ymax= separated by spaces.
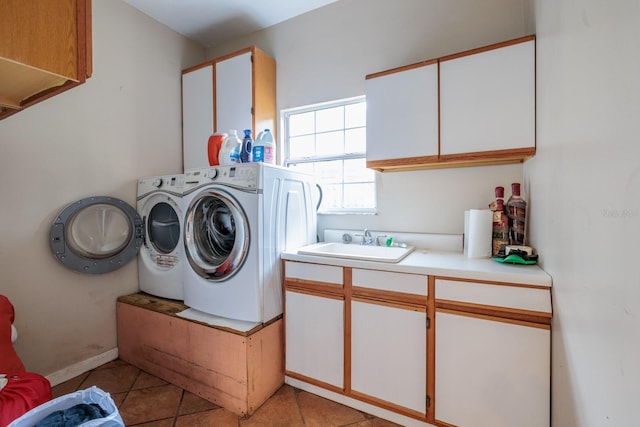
xmin=137 ymin=174 xmax=186 ymax=198
xmin=185 ymin=164 xmax=260 ymax=191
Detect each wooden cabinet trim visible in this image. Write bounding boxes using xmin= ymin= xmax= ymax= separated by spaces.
xmin=435 ymin=275 xmax=550 ymax=290
xmin=285 ymin=286 xmax=344 ymax=300
xmin=343 ymin=267 xmax=352 ymax=394
xmin=285 ymin=371 xmax=344 ymax=395
xmin=349 ymin=390 xmax=427 ymax=422
xmin=426 ymin=277 xmax=436 ymax=422
xmin=366 ymin=58 xmax=438 ymax=80
xmin=367 ymin=155 xmax=439 ymax=171
xmin=351 ymin=286 xmax=427 ymax=306
xmin=436 ymin=307 xmax=550 ymax=330
xmin=368 ymin=151 xmax=533 ymax=172
xmin=352 ymin=296 xmax=426 ymax=313
xmin=439 ymin=34 xmax=535 ymax=63
xmin=438 ymin=147 xmax=536 ymax=163
xmin=285 ymin=279 xmax=343 ymax=295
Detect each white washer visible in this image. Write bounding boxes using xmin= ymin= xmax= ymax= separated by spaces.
xmin=137 ymin=174 xmax=185 ymax=300
xmin=182 ymin=163 xmax=317 ymax=323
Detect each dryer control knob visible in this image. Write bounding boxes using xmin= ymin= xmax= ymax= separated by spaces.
xmin=207 ymin=169 xmax=218 ymax=180
xmin=152 ymin=178 xmax=163 ymax=187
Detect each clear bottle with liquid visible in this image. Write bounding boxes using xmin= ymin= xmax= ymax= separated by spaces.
xmin=506 ymin=183 xmax=527 ymax=245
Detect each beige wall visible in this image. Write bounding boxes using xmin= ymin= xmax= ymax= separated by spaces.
xmin=529 ymin=1 xmax=640 ymax=425
xmin=0 ymin=0 xmax=203 ymax=375
xmin=205 ymin=0 xmax=533 ymax=236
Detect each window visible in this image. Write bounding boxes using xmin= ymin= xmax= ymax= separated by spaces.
xmin=282 ymin=97 xmax=376 ymax=213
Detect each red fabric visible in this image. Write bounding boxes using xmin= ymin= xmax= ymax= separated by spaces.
xmin=0 ymin=372 xmax=52 ymax=427
xmin=0 ymin=296 xmax=25 ymax=374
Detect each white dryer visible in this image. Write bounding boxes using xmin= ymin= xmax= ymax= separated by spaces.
xmin=182 ymin=163 xmax=317 ymax=323
xmin=137 ymin=174 xmax=185 ymax=300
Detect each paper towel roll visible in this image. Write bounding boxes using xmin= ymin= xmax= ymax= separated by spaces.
xmin=466 ymin=209 xmax=493 ymax=258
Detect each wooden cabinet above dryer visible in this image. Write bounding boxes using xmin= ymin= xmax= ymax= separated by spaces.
xmin=0 ymin=0 xmax=92 ymax=121
xmin=366 ymin=35 xmax=535 ymax=172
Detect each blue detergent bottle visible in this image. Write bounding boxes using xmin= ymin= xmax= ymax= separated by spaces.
xmin=241 ymin=129 xmax=253 ymax=163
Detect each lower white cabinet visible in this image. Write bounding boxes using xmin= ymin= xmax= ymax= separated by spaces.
xmin=283 ymin=260 xmax=551 ymax=427
xmin=285 ymin=290 xmax=344 ymax=388
xmin=435 ymin=310 xmax=550 ymax=427
xmin=351 ymin=299 xmax=427 ymax=416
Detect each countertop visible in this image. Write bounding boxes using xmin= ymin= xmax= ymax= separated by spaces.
xmin=281 ymin=248 xmax=552 ymax=287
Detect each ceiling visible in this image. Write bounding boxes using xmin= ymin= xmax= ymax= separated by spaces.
xmin=122 ymin=0 xmax=339 ymax=48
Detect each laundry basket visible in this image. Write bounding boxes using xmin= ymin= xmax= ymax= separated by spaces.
xmin=8 ymin=386 xmax=124 ymax=427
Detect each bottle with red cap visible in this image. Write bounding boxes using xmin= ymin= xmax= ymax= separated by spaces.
xmin=506 ymin=183 xmax=527 ymax=245
xmin=492 ymin=186 xmax=509 ymax=256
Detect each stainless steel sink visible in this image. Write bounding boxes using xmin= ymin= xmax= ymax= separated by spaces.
xmin=297 ymin=242 xmax=414 ymax=263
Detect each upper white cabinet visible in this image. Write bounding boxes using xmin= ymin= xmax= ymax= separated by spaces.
xmin=365 ymin=36 xmax=536 ymax=172
xmin=215 ymin=53 xmax=253 ymax=139
xmin=440 ymin=38 xmax=535 ymax=157
xmin=181 ymin=46 xmax=276 ymax=171
xmin=182 ymin=64 xmax=214 ymax=171
xmin=366 ymin=60 xmax=439 ymax=167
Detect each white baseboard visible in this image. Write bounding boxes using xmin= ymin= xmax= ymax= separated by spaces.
xmin=46 ymin=348 xmax=119 ymax=387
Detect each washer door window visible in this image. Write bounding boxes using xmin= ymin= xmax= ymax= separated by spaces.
xmin=140 ymin=194 xmax=182 ymax=270
xmin=50 ymin=196 xmax=143 ymax=274
xmin=184 ymin=189 xmax=249 ymax=281
xmin=148 ymin=202 xmax=180 ymax=253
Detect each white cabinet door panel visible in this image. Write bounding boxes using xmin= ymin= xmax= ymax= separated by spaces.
xmin=285 ymin=291 xmax=344 ymax=388
xmin=440 ymin=40 xmax=535 ymax=155
xmin=216 ymin=52 xmax=253 ymax=135
xmin=366 ymin=63 xmax=438 ymax=162
xmin=352 ymin=269 xmax=427 ymax=296
xmin=285 ymin=261 xmax=343 ymax=286
xmin=435 ymin=311 xmax=550 ymax=427
xmin=435 ymin=279 xmax=551 ymax=313
xmin=182 ymin=65 xmax=213 ymax=170
xmin=351 ymin=300 xmax=426 ymax=414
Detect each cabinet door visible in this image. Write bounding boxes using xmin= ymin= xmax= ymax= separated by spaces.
xmin=215 ymin=52 xmax=253 ymax=136
xmin=285 ymin=290 xmax=344 ymax=388
xmin=351 ymin=299 xmax=426 ymax=415
xmin=440 ymin=39 xmax=535 ymax=155
xmin=366 ymin=62 xmax=439 ymax=163
xmin=182 ymin=65 xmax=214 ymax=170
xmin=435 ymin=310 xmax=550 ymax=427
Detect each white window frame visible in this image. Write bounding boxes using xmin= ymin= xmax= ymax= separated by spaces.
xmin=281 ymin=96 xmax=376 ymax=214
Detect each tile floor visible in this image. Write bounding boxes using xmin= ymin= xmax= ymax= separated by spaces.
xmin=51 ymin=359 xmax=402 ymax=426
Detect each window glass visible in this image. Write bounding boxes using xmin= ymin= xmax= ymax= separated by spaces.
xmin=283 ymin=97 xmax=375 ymax=213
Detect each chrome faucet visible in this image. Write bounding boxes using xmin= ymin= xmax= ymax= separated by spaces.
xmin=357 ymin=228 xmax=375 ymax=245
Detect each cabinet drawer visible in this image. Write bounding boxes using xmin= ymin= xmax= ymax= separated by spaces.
xmin=435 ymin=279 xmax=551 ymax=314
xmin=285 ymin=261 xmax=343 ymax=286
xmin=352 ymin=269 xmax=427 ymax=296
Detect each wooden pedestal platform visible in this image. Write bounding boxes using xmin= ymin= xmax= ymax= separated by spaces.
xmin=116 ymin=293 xmax=284 ymax=416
